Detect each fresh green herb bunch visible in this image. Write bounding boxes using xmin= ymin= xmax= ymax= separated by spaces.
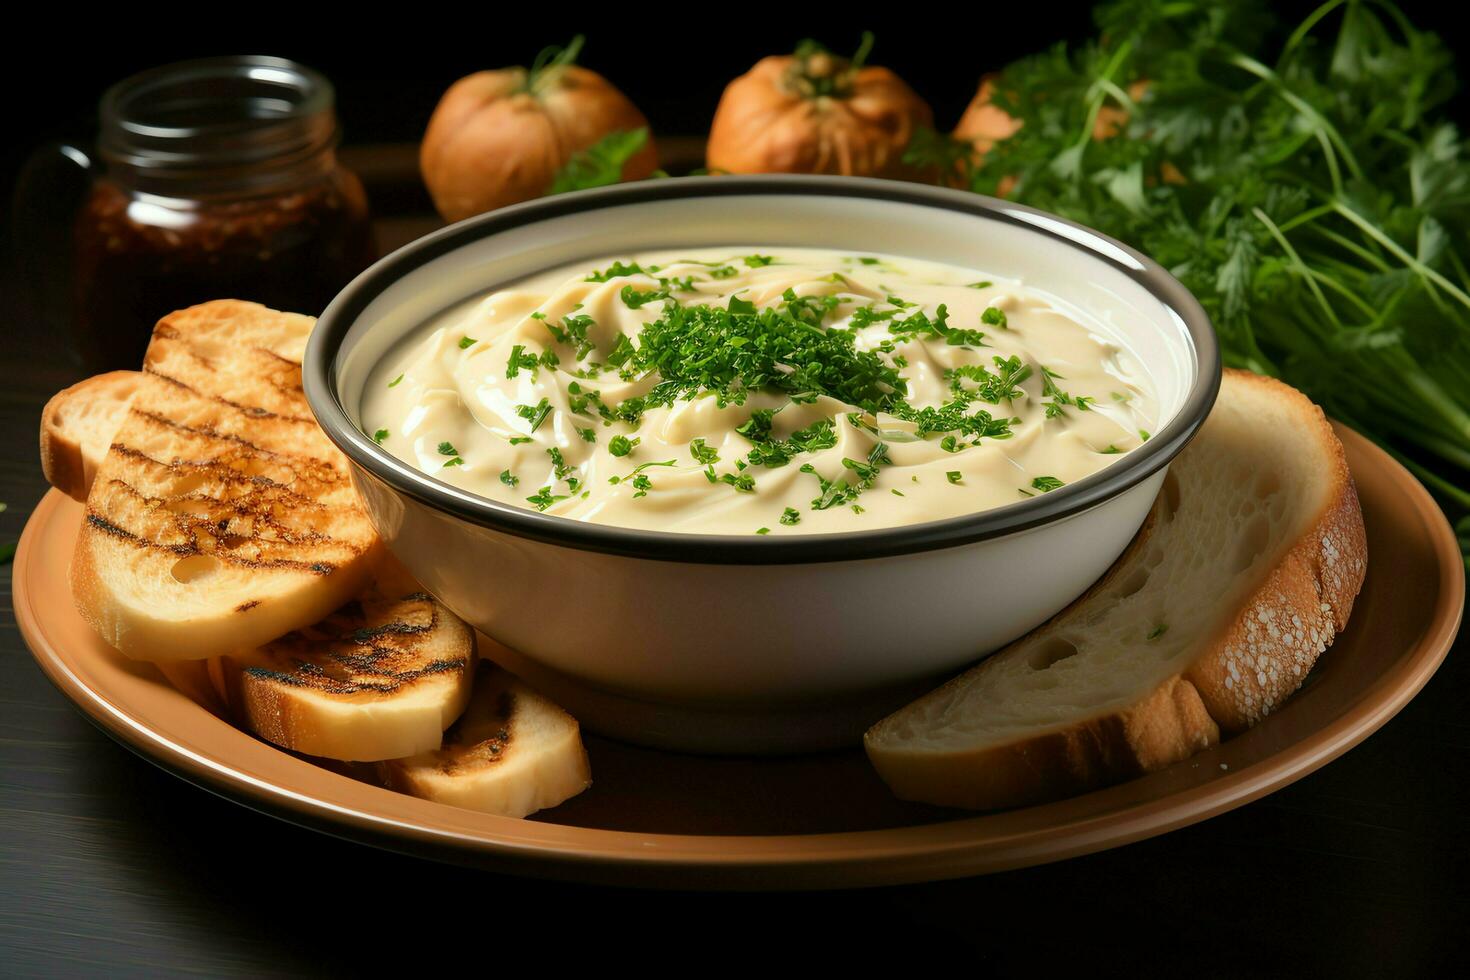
xmin=912 ymin=0 xmax=1470 ymax=564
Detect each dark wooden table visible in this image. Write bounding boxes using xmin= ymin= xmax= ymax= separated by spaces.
xmin=2 ymin=158 xmax=1467 ymax=977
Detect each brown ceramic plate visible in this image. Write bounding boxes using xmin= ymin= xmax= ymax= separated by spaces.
xmin=12 ymin=424 xmax=1462 ymax=890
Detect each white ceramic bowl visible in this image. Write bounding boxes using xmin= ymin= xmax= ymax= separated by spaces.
xmin=306 ymin=177 xmax=1219 ymax=753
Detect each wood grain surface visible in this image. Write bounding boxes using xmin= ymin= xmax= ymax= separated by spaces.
xmin=2 ymin=153 xmax=1467 ymax=977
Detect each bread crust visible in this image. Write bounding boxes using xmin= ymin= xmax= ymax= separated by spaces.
xmin=39 ymin=371 xmax=141 ymax=501
xmin=866 ymin=370 xmax=1369 ymax=809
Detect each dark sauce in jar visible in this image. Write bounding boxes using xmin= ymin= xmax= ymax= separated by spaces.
xmin=71 ymin=57 xmax=376 ymax=371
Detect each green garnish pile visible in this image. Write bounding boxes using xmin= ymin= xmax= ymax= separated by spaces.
xmin=500 ymin=259 xmax=1053 ymax=519
xmin=906 ymin=0 xmax=1470 ymax=565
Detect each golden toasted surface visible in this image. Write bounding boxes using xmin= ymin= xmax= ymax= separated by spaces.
xmin=72 ymin=301 xmax=379 ymax=662
xmin=241 ymin=592 xmax=471 ymax=699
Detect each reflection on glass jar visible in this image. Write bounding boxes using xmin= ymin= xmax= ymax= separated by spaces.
xmin=73 ymin=56 xmax=376 ymax=371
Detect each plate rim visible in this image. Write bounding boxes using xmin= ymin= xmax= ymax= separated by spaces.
xmin=12 ymin=423 xmax=1462 ymax=890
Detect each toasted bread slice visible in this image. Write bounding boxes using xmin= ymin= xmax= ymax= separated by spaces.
xmin=212 ymin=586 xmax=476 ymax=762
xmin=865 ymin=370 xmax=1368 ymax=810
xmin=71 ymin=301 xmax=380 ymax=662
xmin=40 ymin=371 xmax=142 ymax=501
xmin=379 ymin=663 xmax=592 ymax=818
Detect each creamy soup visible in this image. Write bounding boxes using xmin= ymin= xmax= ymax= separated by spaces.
xmin=363 ymin=248 xmax=1158 ymax=535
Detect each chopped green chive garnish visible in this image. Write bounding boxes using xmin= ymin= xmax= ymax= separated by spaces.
xmin=515 ymin=398 xmax=552 ymax=433
xmin=608 ymin=434 xmax=638 ymax=457
xmin=459 ymin=335 xmax=477 ymax=349
xmin=756 ymin=527 xmax=770 ymax=535
xmin=373 ymin=429 xmax=388 ymax=444
xmin=388 ymin=373 xmax=404 ymax=388
xmin=1146 ymin=624 xmax=1168 ymax=641
xmin=1031 ymin=475 xmax=1065 ymax=492
xmin=779 ymin=507 xmax=802 ymax=526
xmin=947 ymin=471 xmax=963 ymax=484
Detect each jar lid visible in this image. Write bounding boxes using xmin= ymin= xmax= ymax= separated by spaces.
xmin=99 ymin=56 xmax=337 ymax=184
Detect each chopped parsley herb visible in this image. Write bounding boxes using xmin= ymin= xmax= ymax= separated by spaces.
xmin=506 ymin=344 xmax=540 ymax=379
xmin=459 ymin=335 xmax=478 ymax=349
xmin=756 ymin=527 xmax=771 ymax=535
xmin=546 ymin=447 xmax=574 ymax=481
xmin=779 ymin=507 xmax=802 ymax=526
xmin=967 ymin=281 xmax=994 ymax=289
xmin=388 ymin=373 xmax=404 ymax=388
xmin=946 ymin=355 xmax=1032 ymax=405
xmin=608 ymin=459 xmax=677 ymax=497
xmin=743 ymin=254 xmax=775 ymax=267
xmin=885 ymin=303 xmax=988 ymax=348
xmin=526 ymin=486 xmax=569 ymax=511
xmin=620 ymin=284 xmax=671 ymax=309
xmin=438 ymin=440 xmax=465 ymax=466
xmin=1139 ymin=429 xmax=1151 ymax=442
xmin=1101 ymin=444 xmax=1123 ymax=454
xmin=499 ymin=469 xmax=519 ymax=487
xmin=373 ymin=428 xmax=388 ymax=444
xmin=604 ymin=334 xmax=636 ymax=370
xmin=947 ymin=471 xmax=963 ymax=484
xmin=586 ymin=261 xmax=657 ymax=282
xmin=708 ymin=265 xmax=738 ymax=279
xmin=577 ymin=427 xmax=597 ymax=443
xmin=720 ymin=471 xmax=756 ymax=493
xmin=743 ymin=416 xmax=839 ymax=468
xmin=515 ymin=398 xmax=552 ymax=433
xmin=858 ymin=256 xmax=881 ymax=265
xmin=544 ymin=313 xmax=598 ymax=360
xmin=980 ymin=306 xmax=1008 ymax=329
xmin=801 ymin=442 xmax=890 ymax=510
xmin=509 ymin=436 xmax=534 ymax=445
xmin=608 ymin=434 xmax=638 ymax=457
xmin=1031 ymin=475 xmax=1066 ymax=492
xmin=689 ymin=438 xmax=720 ymax=465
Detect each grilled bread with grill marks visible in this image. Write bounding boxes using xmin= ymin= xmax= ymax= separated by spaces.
xmin=210 ymin=585 xmax=476 ymax=761
xmin=40 ymin=371 xmax=142 ymax=502
xmin=71 ymin=301 xmax=381 ymax=663
xmin=865 ymin=370 xmax=1367 ymax=810
xmin=380 ymin=662 xmax=592 ymax=818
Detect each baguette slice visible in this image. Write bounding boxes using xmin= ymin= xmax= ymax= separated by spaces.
xmin=40 ymin=371 xmax=142 ymax=501
xmin=379 ymin=663 xmax=592 ymax=818
xmin=865 ymin=370 xmax=1368 ymax=810
xmin=212 ymin=585 xmax=476 ymax=762
xmin=71 ymin=300 xmax=380 ymax=662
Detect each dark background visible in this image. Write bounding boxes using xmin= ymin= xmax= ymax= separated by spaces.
xmin=6 ymin=1 xmax=1467 ymax=205
xmin=3 ymin=4 xmax=1469 ymax=975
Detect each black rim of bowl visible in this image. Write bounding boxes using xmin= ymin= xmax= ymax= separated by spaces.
xmin=306 ymin=175 xmax=1221 ymax=566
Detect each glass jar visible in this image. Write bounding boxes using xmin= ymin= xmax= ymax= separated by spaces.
xmin=69 ymin=56 xmax=376 ymax=370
